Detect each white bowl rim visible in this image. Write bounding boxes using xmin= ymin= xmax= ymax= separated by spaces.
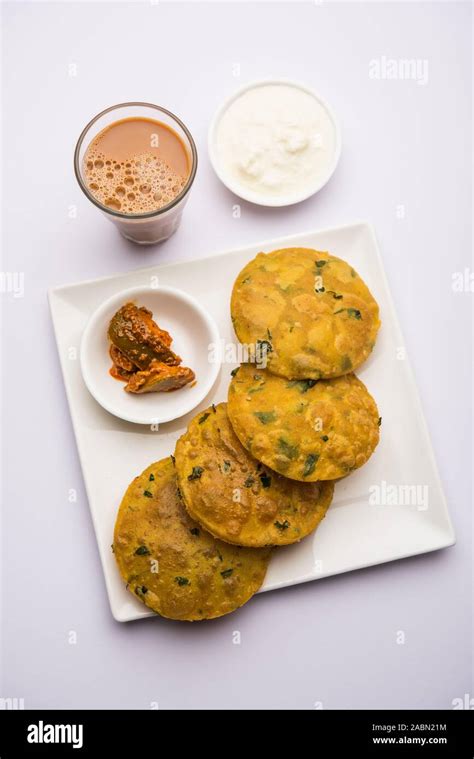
xmin=80 ymin=284 xmax=221 ymax=425
xmin=208 ymin=77 xmax=342 ymax=208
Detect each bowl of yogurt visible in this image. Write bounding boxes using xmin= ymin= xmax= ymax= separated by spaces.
xmin=208 ymin=79 xmax=341 ymax=207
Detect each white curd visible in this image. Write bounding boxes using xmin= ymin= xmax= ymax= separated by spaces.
xmin=214 ymin=83 xmax=338 ymax=204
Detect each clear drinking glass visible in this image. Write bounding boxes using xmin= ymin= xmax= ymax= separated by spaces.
xmin=74 ymin=102 xmax=198 ymax=245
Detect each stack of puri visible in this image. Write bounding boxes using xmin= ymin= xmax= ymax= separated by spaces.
xmin=113 ymin=248 xmax=381 ymax=622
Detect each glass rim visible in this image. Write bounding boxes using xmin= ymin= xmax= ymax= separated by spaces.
xmin=73 ymin=101 xmax=198 ymax=220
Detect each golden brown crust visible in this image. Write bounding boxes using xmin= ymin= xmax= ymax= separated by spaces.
xmin=175 ymin=403 xmax=334 ymax=546
xmin=227 ymin=365 xmax=380 ymax=481
xmin=113 ymin=457 xmax=270 ymax=621
xmin=231 ymin=248 xmax=381 ymax=380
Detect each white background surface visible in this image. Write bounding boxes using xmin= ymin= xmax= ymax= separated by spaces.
xmin=1 ymin=0 xmax=472 ymax=709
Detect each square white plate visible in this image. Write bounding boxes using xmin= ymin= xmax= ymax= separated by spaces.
xmin=49 ymin=222 xmax=455 ymax=622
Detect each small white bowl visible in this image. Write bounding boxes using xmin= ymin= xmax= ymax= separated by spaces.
xmin=208 ymin=78 xmax=342 ymax=207
xmin=80 ymin=285 xmax=221 ymax=425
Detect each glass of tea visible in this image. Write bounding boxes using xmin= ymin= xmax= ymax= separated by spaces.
xmin=74 ymin=102 xmax=198 ymax=245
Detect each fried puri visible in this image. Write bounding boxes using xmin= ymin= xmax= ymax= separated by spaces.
xmin=113 ymin=457 xmax=270 ymax=621
xmin=175 ymin=403 xmax=334 ymax=547
xmin=231 ymin=248 xmax=380 ymax=380
xmin=227 ymin=365 xmax=380 ymax=481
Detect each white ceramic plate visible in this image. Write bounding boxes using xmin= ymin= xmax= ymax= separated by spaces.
xmin=80 ymin=285 xmax=221 ymax=425
xmin=49 ymin=222 xmax=455 ymax=622
xmin=208 ymin=79 xmax=342 ymax=207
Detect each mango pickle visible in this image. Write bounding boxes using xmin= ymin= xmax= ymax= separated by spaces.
xmin=108 ymin=302 xmax=180 ymax=370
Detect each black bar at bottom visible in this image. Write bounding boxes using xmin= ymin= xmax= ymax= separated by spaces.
xmin=0 ymin=709 xmax=473 ymax=756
